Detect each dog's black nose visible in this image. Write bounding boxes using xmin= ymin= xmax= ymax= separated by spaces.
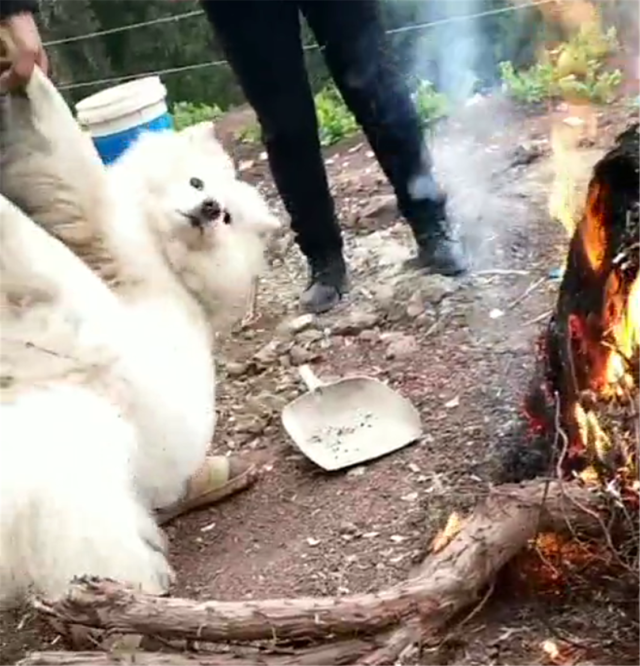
xmin=200 ymin=198 xmax=221 ymax=221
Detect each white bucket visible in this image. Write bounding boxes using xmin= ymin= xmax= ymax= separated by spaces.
xmin=75 ymin=76 xmax=172 ymax=164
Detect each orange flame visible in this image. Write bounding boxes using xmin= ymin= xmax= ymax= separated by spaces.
xmin=605 ymin=274 xmax=640 ymax=388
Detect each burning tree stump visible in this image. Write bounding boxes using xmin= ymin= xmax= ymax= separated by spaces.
xmin=19 ymin=127 xmax=640 ymax=666
xmin=525 ymin=122 xmax=639 ymax=498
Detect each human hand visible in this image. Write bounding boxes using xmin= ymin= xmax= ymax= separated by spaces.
xmin=0 ymin=11 xmax=48 ymax=91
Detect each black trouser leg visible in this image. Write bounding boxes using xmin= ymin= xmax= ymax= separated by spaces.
xmin=200 ymin=0 xmax=343 ymax=261
xmin=301 ymin=0 xmax=445 ymax=238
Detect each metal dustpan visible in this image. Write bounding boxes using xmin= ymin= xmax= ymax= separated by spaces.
xmin=282 ymin=364 xmax=422 ymax=471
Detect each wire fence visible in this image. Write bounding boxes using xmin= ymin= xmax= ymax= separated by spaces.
xmin=47 ymin=0 xmax=557 ymax=92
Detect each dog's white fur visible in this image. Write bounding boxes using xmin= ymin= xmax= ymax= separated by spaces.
xmin=0 ymin=69 xmax=280 ymax=607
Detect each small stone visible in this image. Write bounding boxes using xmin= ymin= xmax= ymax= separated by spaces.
xmin=289 ymin=345 xmax=319 ymax=365
xmin=200 ymin=521 xmax=216 ymax=533
xmin=253 ymin=339 xmax=282 ymax=365
xmin=389 ymin=553 xmax=406 ymax=564
xmin=332 ymin=309 xmax=379 ymax=335
xmin=296 ymin=329 xmax=324 ymax=345
xmin=444 ymin=395 xmax=460 ymax=409
xmin=280 ymin=354 xmax=292 ymax=368
xmin=385 ymin=333 xmax=418 ymax=359
xmin=225 ymin=361 xmax=249 ymax=378
xmin=234 ymin=414 xmax=267 ymax=435
xmin=371 ymin=283 xmax=396 ymax=309
xmin=358 ymin=329 xmax=379 ymax=343
xmin=401 ymin=492 xmax=419 ymax=502
xmin=406 ymin=291 xmax=425 ymax=319
xmin=279 ymin=313 xmax=317 ymax=335
xmin=339 ymin=522 xmax=359 ymax=535
xmin=417 ymin=275 xmax=458 ymax=305
xmin=306 ymin=537 xmax=321 ymax=546
xmin=357 ymin=194 xmax=396 ymax=225
xmin=347 ymin=465 xmax=366 ymax=477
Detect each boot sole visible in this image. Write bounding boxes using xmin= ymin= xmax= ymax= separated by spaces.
xmin=403 ymin=257 xmax=469 ymax=277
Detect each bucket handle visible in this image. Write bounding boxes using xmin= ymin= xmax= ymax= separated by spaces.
xmin=298 ymin=364 xmax=325 ymax=392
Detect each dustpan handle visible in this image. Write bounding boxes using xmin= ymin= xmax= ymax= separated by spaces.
xmin=298 ymin=364 xmax=325 ymax=391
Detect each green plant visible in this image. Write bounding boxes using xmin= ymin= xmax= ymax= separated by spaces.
xmin=237 ymin=122 xmax=261 ymax=144
xmin=236 ymin=84 xmax=359 ymax=147
xmin=171 ymin=101 xmax=222 ymax=131
xmin=499 ymin=59 xmax=557 ymax=104
xmin=412 ymin=79 xmax=450 ymax=127
xmin=500 ymin=25 xmax=623 ymax=105
xmin=234 ymin=78 xmax=449 ymax=148
xmin=314 ymin=84 xmax=359 ymax=146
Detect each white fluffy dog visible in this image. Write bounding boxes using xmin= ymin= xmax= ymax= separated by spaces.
xmin=0 ymin=66 xmax=280 ymax=607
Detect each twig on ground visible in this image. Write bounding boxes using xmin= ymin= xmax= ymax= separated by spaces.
xmin=431 ymin=578 xmax=496 ymax=650
xmin=424 ymin=312 xmax=449 ymax=338
xmin=522 ymin=309 xmax=554 ymax=327
xmin=507 ymin=276 xmax=547 ymax=311
xmin=554 ymin=393 xmax=570 ymax=481
xmin=474 ymin=269 xmax=530 ymax=277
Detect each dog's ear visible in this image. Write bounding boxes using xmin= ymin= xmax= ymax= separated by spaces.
xmin=179 ymin=120 xmax=222 ymax=152
xmin=179 ymin=121 xmax=236 ymax=176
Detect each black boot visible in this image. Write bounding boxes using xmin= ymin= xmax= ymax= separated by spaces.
xmin=300 ymin=253 xmax=348 ymax=314
xmin=404 ymin=194 xmax=468 ymax=276
xmin=410 ymin=232 xmax=468 ymax=276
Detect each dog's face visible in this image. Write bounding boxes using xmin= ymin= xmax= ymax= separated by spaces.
xmin=158 ymin=148 xmax=281 ymax=253
xmin=160 ymin=154 xmax=232 ymax=248
xmin=117 ymin=127 xmax=281 ymax=320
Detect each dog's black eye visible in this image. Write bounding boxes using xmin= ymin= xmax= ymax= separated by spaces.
xmin=190 ymin=177 xmax=204 ymax=190
xmin=223 ymin=211 xmax=232 ymax=225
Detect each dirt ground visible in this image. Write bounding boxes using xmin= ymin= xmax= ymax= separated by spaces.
xmin=1 ymin=97 xmax=638 ymax=664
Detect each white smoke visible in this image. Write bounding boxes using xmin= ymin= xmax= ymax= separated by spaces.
xmin=383 ymin=0 xmax=530 ymax=267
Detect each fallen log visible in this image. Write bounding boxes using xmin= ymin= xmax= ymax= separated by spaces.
xmin=18 ymin=639 xmax=374 ymax=666
xmin=30 ymin=479 xmax=613 ymax=664
xmin=19 ymin=653 xmax=284 ymax=666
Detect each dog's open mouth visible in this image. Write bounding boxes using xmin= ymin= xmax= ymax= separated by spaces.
xmin=181 ymin=198 xmax=232 ymax=231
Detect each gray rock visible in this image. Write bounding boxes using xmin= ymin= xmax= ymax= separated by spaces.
xmin=405 ymin=290 xmax=425 ymax=319
xmin=357 ymin=194 xmax=396 ymax=224
xmin=296 ymin=328 xmax=324 ymax=345
xmin=278 ymin=313 xmax=317 ymax=336
xmin=358 ymin=329 xmax=379 ymax=343
xmin=289 ymin=345 xmax=319 ymax=366
xmin=224 ymin=361 xmax=250 ymax=378
xmin=234 ymin=414 xmax=267 ymax=436
xmin=339 ymin=522 xmax=360 ymax=536
xmin=384 ymin=333 xmax=419 ymax=359
xmin=253 ymin=339 xmax=285 ymax=366
xmin=370 ymin=283 xmax=396 ymax=310
xmin=416 ymin=274 xmax=458 ymax=305
xmin=332 ymin=309 xmax=379 ymax=335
